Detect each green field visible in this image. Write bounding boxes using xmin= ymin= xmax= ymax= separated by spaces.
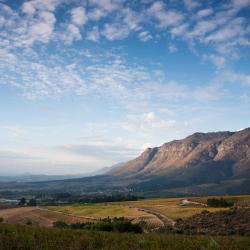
xmin=45 ymin=195 xmax=236 ymax=222
xmin=0 ymin=224 xmax=250 ymax=250
xmin=1 ymin=195 xmax=250 ymax=233
xmin=46 ymin=204 xmax=148 ymax=218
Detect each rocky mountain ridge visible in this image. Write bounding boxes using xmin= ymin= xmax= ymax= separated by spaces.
xmin=107 ymin=128 xmax=250 ymax=195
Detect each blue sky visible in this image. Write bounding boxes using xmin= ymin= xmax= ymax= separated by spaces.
xmin=0 ymin=0 xmax=250 ymax=175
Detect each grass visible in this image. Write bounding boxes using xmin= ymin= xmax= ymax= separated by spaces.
xmin=0 ymin=224 xmax=250 ymax=250
xmin=140 ymin=206 xmax=228 ymax=220
xmin=45 ymin=204 xmax=148 ymax=218
xmin=0 ymin=207 xmax=92 ymax=227
xmin=44 ymin=196 xmax=234 ymax=222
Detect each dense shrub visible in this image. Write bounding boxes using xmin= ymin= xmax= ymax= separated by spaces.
xmin=53 ymin=221 xmax=68 ymax=228
xmin=28 ymin=198 xmax=37 ymax=206
xmin=174 ymin=208 xmax=250 ymax=235
xmin=207 ymin=198 xmax=234 ymax=207
xmin=54 ymin=217 xmax=143 ymax=233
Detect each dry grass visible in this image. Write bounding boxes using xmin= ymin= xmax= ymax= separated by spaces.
xmin=45 ymin=204 xmax=149 ymax=219
xmin=0 ymin=207 xmax=92 ymax=227
xmin=139 ymin=206 xmax=228 ymax=220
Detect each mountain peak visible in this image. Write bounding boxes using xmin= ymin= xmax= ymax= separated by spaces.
xmin=109 ymin=128 xmax=250 ymax=178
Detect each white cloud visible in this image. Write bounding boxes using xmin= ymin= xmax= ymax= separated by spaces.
xmin=70 ymin=7 xmax=88 ymax=27
xmin=183 ymin=0 xmax=200 ymax=11
xmin=232 ymin=0 xmax=250 ymax=8
xmin=205 ymin=17 xmax=247 ymax=43
xmin=88 ymin=8 xmax=107 ymax=21
xmin=89 ymin=0 xmax=120 ymax=12
xmin=144 ymin=112 xmax=157 ymax=122
xmin=224 ymin=71 xmax=250 ymax=86
xmin=28 ymin=11 xmax=56 ymax=44
xmin=196 ymin=8 xmax=213 ymax=19
xmin=126 ymin=112 xmax=176 ymax=130
xmin=102 ymin=23 xmax=130 ymax=40
xmin=86 ymin=26 xmax=100 ymax=41
xmin=171 ymin=23 xmax=189 ymax=36
xmin=168 ymin=44 xmax=178 ymax=53
xmin=203 ymin=54 xmax=226 ymax=69
xmin=148 ymin=1 xmax=184 ymax=28
xmin=138 ymin=31 xmax=152 ymax=42
xmin=151 ymin=120 xmax=176 ymax=128
xmin=22 ymin=1 xmax=36 ymax=16
xmin=64 ymin=24 xmax=82 ymax=44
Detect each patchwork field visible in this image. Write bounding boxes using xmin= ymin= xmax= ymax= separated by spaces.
xmin=44 ymin=195 xmax=244 ymax=229
xmin=1 ymin=195 xmax=250 ymax=231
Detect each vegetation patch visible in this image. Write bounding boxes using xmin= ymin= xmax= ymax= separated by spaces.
xmin=174 ymin=208 xmax=250 ymax=235
xmin=207 ymin=198 xmax=234 ymax=207
xmin=0 ymin=224 xmax=250 ymax=250
xmin=53 ymin=217 xmax=143 ymax=233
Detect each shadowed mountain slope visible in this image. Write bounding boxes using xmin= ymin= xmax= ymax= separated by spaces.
xmin=107 ymin=128 xmax=250 ymax=195
xmin=110 ymin=129 xmax=250 ymax=177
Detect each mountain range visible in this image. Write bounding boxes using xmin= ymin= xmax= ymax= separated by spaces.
xmin=1 ymin=128 xmax=250 ymax=197
xmin=108 ymin=127 xmax=250 ymax=195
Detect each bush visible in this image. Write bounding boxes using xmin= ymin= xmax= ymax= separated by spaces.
xmin=26 ymin=220 xmax=32 ymax=226
xmin=28 ymin=198 xmax=37 ymax=206
xmin=207 ymin=198 xmax=234 ymax=207
xmin=55 ymin=217 xmax=143 ymax=233
xmin=0 ymin=217 xmax=3 ymax=223
xmin=53 ymin=221 xmax=68 ymax=229
xmin=18 ymin=197 xmax=26 ymax=206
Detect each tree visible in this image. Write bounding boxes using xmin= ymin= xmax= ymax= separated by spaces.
xmin=28 ymin=198 xmax=37 ymax=206
xmin=19 ymin=197 xmax=26 ymax=206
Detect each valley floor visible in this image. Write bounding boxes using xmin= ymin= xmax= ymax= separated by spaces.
xmin=1 ymin=195 xmax=250 ymax=231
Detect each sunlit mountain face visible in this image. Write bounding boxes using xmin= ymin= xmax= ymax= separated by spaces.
xmin=0 ymin=0 xmax=250 ymax=175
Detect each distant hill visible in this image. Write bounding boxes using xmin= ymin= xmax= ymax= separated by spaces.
xmin=0 ymin=174 xmax=88 ymax=183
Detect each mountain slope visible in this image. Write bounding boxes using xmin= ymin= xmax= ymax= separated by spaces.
xmin=108 ymin=128 xmax=250 ymax=195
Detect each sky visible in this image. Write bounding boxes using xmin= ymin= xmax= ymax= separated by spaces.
xmin=0 ymin=0 xmax=250 ymax=175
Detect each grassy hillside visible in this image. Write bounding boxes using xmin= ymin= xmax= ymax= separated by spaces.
xmin=0 ymin=224 xmax=250 ymax=250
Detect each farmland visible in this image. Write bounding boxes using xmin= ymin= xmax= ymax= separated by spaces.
xmin=45 ymin=195 xmax=241 ymax=224
xmin=0 ymin=206 xmax=94 ymax=227
xmin=1 ymin=195 xmax=250 ymax=231
xmin=0 ymin=195 xmax=250 ymax=249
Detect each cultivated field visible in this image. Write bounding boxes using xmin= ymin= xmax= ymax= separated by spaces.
xmin=0 ymin=206 xmax=94 ymax=227
xmin=1 ymin=195 xmax=250 ymax=230
xmin=45 ymin=195 xmax=237 ymax=223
